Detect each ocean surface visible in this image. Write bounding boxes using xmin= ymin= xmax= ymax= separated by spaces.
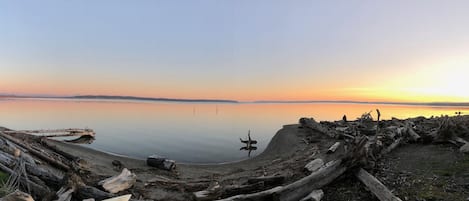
xmin=0 ymin=98 xmax=467 ymax=163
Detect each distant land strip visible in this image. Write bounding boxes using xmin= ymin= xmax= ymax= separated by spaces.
xmin=252 ymin=100 xmax=469 ymax=107
xmin=1 ymin=94 xmax=469 ymax=106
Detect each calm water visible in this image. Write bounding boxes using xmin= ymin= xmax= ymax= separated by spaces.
xmin=0 ymin=98 xmax=467 ymax=163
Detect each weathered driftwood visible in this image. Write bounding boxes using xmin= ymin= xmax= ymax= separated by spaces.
xmin=247 ymin=175 xmax=285 ymax=186
xmin=380 ymin=137 xmax=403 ymax=155
xmin=222 ymin=182 xmax=266 ymax=198
xmin=4 ymin=128 xmax=95 ymax=138
xmin=215 ymin=186 xmax=284 ymax=201
xmin=0 ymin=132 xmax=70 ymax=170
xmin=0 ymin=162 xmax=52 ymax=199
xmin=299 ymin=118 xmax=335 ymax=138
xmin=76 ymin=185 xmax=114 ymax=200
xmin=53 ymin=187 xmax=74 ymax=201
xmin=460 ymin=143 xmax=469 ymax=153
xmin=304 ymin=158 xmax=324 ymax=173
xmin=215 ymin=137 xmax=368 ymax=201
xmin=194 ymin=182 xmax=221 ymax=201
xmin=355 ymin=168 xmax=402 ymax=201
xmin=102 ymin=194 xmax=132 ymax=201
xmin=327 ymin=142 xmax=341 ymax=154
xmin=98 ymin=168 xmax=137 ymax=194
xmin=299 ymin=189 xmax=323 ymax=201
xmin=215 ymin=160 xmax=347 ymax=201
xmin=40 ymin=138 xmax=79 ymax=161
xmin=1 ymin=190 xmax=35 ymax=201
xmin=405 ymin=122 xmax=421 ymax=142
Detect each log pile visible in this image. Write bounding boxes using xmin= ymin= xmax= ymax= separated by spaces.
xmin=194 ymin=113 xmax=469 ymax=201
xmin=0 ymin=128 xmax=120 ymax=201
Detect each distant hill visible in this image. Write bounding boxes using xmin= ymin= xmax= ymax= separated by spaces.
xmin=69 ymin=95 xmax=238 ymax=103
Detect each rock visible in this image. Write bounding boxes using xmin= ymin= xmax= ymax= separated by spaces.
xmin=460 ymin=143 xmax=469 ymax=153
xmin=1 ymin=190 xmax=34 ymax=201
xmin=304 ymin=158 xmax=324 ymax=173
xmin=98 ymin=168 xmax=137 ymax=194
xmin=147 ymin=155 xmax=176 ymax=170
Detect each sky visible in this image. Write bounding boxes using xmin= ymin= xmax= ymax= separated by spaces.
xmin=1 ymin=1 xmax=469 ymax=102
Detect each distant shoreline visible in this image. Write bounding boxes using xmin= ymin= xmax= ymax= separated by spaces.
xmin=1 ymin=94 xmax=469 ymax=107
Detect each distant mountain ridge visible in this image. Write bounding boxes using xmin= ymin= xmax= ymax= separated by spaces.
xmin=69 ymin=95 xmax=239 ymax=103
xmin=2 ymin=94 xmax=469 ymax=106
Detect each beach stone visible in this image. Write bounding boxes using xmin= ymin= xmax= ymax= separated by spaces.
xmin=147 ymin=155 xmax=176 ymax=170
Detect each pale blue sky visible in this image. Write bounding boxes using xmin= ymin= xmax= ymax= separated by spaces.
xmin=1 ymin=1 xmax=469 ymax=101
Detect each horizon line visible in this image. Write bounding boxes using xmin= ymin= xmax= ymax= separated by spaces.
xmin=1 ymin=93 xmax=469 ymax=107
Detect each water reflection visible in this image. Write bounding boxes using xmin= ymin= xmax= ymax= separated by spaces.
xmin=0 ymin=98 xmax=467 ymax=163
xmin=239 ymin=130 xmax=257 ymax=157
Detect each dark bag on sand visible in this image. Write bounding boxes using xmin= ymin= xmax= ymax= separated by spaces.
xmin=147 ymin=155 xmax=176 ymax=171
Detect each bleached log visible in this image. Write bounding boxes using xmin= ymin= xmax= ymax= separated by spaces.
xmin=304 ymin=158 xmax=324 ymax=173
xmin=216 ymin=159 xmax=347 ymax=201
xmin=215 ymin=186 xmax=283 ymax=201
xmin=327 ymin=142 xmax=341 ymax=154
xmin=460 ymin=143 xmax=469 ymax=153
xmin=98 ymin=168 xmax=137 ymax=194
xmin=102 ymin=194 xmax=132 ymax=201
xmin=247 ymin=175 xmax=285 ymax=186
xmin=4 ymin=128 xmax=95 ymax=138
xmin=222 ymin=182 xmax=266 ymax=198
xmin=0 ymin=132 xmax=70 ymax=170
xmin=194 ymin=182 xmax=221 ymax=201
xmin=54 ymin=187 xmax=74 ymax=201
xmin=404 ymin=122 xmax=420 ymax=141
xmin=299 ymin=189 xmax=324 ymax=201
xmin=355 ymin=168 xmax=402 ymax=201
xmin=380 ymin=137 xmax=403 ymax=155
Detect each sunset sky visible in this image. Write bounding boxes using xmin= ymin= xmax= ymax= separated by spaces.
xmin=1 ymin=1 xmax=469 ymax=102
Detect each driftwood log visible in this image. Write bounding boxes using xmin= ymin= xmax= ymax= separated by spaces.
xmin=304 ymin=159 xmax=324 ymax=173
xmin=355 ymin=168 xmax=402 ymax=201
xmin=98 ymin=168 xmax=137 ymax=194
xmin=327 ymin=142 xmax=341 ymax=154
xmin=299 ymin=189 xmax=323 ymax=201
